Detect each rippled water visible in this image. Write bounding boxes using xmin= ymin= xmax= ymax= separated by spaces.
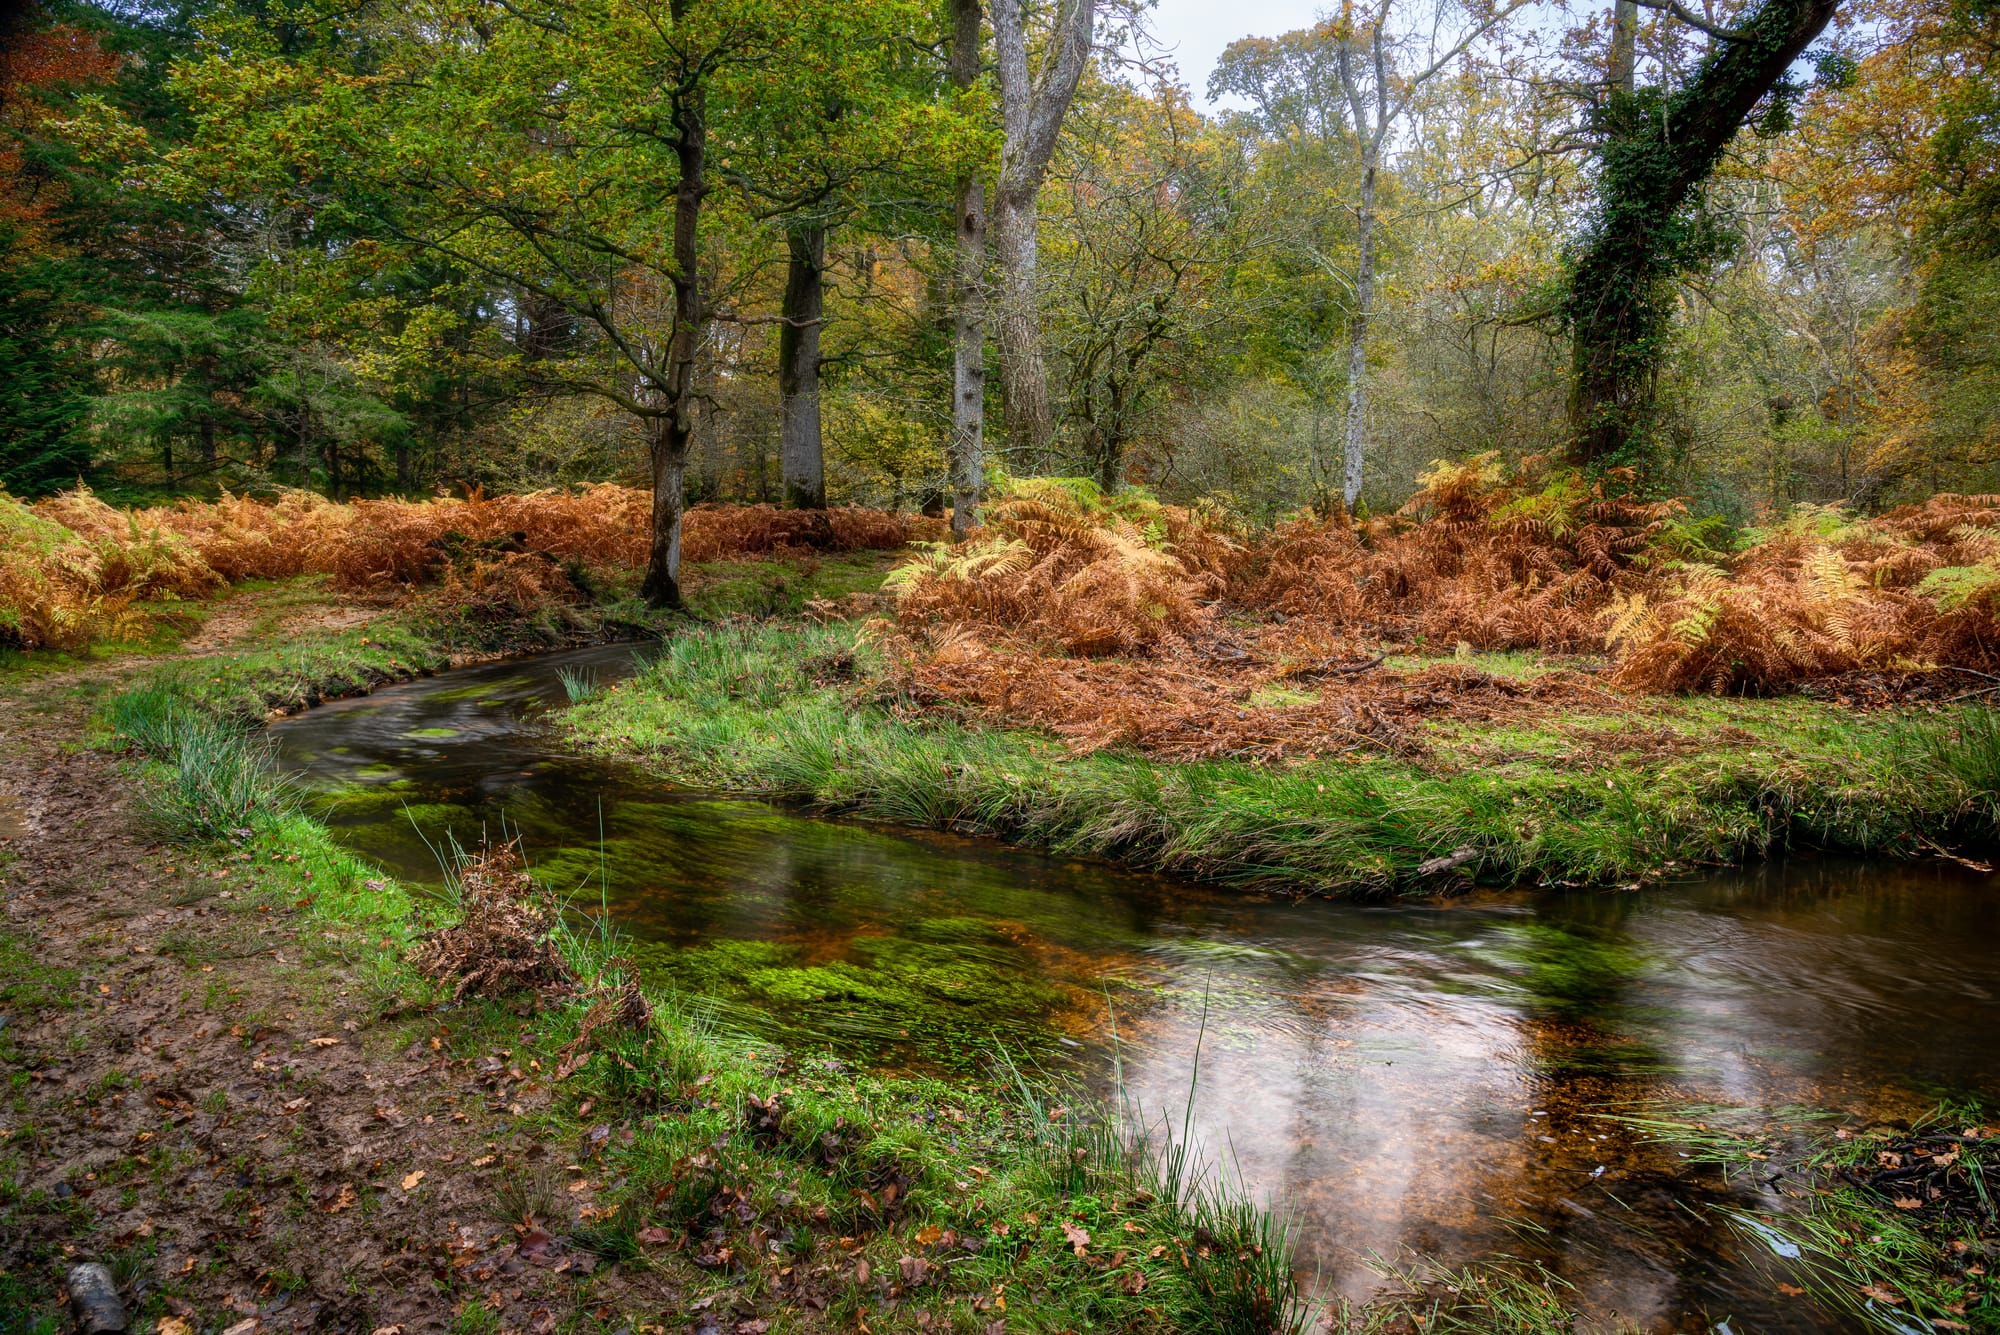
xmin=271 ymin=643 xmax=2000 ymax=1332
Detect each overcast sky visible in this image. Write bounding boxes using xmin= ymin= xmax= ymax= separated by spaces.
xmin=1145 ymin=0 xmax=1329 ymax=104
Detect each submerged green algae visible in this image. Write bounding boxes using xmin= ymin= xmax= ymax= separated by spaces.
xmin=629 ymin=916 xmax=1075 ymax=1069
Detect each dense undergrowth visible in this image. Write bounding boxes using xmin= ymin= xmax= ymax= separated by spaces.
xmin=884 ymin=462 xmax=2000 ymax=700
xmin=565 ymin=620 xmax=2000 ymax=893
xmin=20 ymin=467 xmax=2000 ymax=706
xmin=92 ymin=624 xmax=1311 ymax=1334
xmin=0 ymin=485 xmax=931 ymax=651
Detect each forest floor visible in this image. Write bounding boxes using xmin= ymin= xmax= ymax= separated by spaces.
xmin=0 ymin=571 xmax=1306 ymax=1335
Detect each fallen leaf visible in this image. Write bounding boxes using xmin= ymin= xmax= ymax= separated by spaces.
xmin=1893 ymin=1197 xmax=1923 ymax=1210
xmin=900 ymin=1255 xmax=930 ymax=1284
xmin=1777 ymin=1284 xmax=1806 ymax=1298
xmin=636 ymin=1227 xmax=676 ymax=1245
xmin=1118 ymin=1269 xmax=1148 ymax=1295
xmin=309 ymin=1037 xmax=340 ymax=1048
xmin=470 ymin=1155 xmax=495 ymax=1168
xmin=855 ymin=1258 xmax=871 ymax=1283
xmin=401 ymin=1169 xmax=425 ymax=1190
xmin=1122 ymin=1220 xmax=1145 ymax=1233
xmin=159 ymin=1321 xmax=194 ymax=1335
xmin=1860 ymin=1285 xmax=1906 ymax=1306
xmin=326 ymin=1183 xmax=357 ymax=1213
xmin=914 ymin=1224 xmax=942 ymax=1247
xmin=1060 ymin=1220 xmax=1091 ymax=1256
xmin=222 ymin=1322 xmax=259 ymax=1335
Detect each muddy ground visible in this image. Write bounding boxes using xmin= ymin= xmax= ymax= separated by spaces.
xmin=0 ymin=594 xmax=674 ymax=1334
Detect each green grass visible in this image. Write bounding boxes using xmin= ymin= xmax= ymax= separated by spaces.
xmin=562 ymin=621 xmax=2000 ymax=894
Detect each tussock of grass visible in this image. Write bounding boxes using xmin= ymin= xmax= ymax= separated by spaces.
xmin=565 ymin=622 xmax=2000 ymax=893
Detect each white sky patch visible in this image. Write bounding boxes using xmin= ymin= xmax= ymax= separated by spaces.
xmin=1143 ymin=0 xmax=1331 ymax=106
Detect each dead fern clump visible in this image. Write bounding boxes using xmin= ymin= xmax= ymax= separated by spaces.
xmin=1603 ymin=496 xmax=2000 ymax=694
xmin=136 ymin=489 xmax=922 ymax=591
xmin=1238 ymin=454 xmax=1687 ymax=653
xmin=680 ymin=502 xmax=934 ymax=563
xmin=885 ymin=477 xmax=1237 ymax=656
xmin=0 ymin=492 xmax=143 ymax=650
xmin=415 ymin=548 xmax=589 ymax=633
xmin=415 ymin=843 xmax=575 ymax=1001
xmin=31 ymin=486 xmax=224 ymax=600
xmin=132 ymin=488 xmax=369 ymax=582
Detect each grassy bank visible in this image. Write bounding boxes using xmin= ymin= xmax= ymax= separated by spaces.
xmin=561 ymin=620 xmax=2000 ymax=894
xmin=68 ymin=627 xmax=1309 ymax=1334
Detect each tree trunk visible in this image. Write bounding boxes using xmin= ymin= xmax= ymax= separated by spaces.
xmin=1565 ymin=0 xmax=1842 ymax=468
xmin=779 ymin=224 xmax=826 ymax=509
xmin=990 ymin=0 xmax=1094 ymax=466
xmin=1342 ymin=140 xmax=1377 ymax=511
xmin=990 ymin=193 xmax=1051 ymax=464
xmin=951 ymin=173 xmax=988 ymax=536
xmin=1609 ymin=0 xmax=1638 ymax=93
xmin=948 ymin=0 xmax=987 ymax=539
xmin=642 ymin=28 xmax=709 ymax=609
xmin=645 ymin=414 xmax=686 ymax=607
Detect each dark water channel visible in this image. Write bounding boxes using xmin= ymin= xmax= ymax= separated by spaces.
xmin=270 ymin=643 xmax=2000 ymax=1333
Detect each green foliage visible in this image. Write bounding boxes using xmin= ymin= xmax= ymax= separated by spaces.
xmin=0 ymin=245 xmax=92 ymax=497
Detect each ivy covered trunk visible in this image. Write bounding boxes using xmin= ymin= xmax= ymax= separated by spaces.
xmin=1565 ymin=0 xmax=1842 ymax=470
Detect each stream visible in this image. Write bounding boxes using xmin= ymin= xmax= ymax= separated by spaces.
xmin=270 ymin=642 xmax=2000 ymax=1333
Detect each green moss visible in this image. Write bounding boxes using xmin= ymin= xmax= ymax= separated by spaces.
xmin=630 ymin=923 xmax=1070 ymax=1069
xmin=682 ymin=550 xmax=898 ymax=620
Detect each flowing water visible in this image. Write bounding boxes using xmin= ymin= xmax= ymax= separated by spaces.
xmin=271 ymin=642 xmax=2000 ymax=1333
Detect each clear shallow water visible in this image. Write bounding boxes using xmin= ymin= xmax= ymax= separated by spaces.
xmin=271 ymin=643 xmax=2000 ymax=1332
